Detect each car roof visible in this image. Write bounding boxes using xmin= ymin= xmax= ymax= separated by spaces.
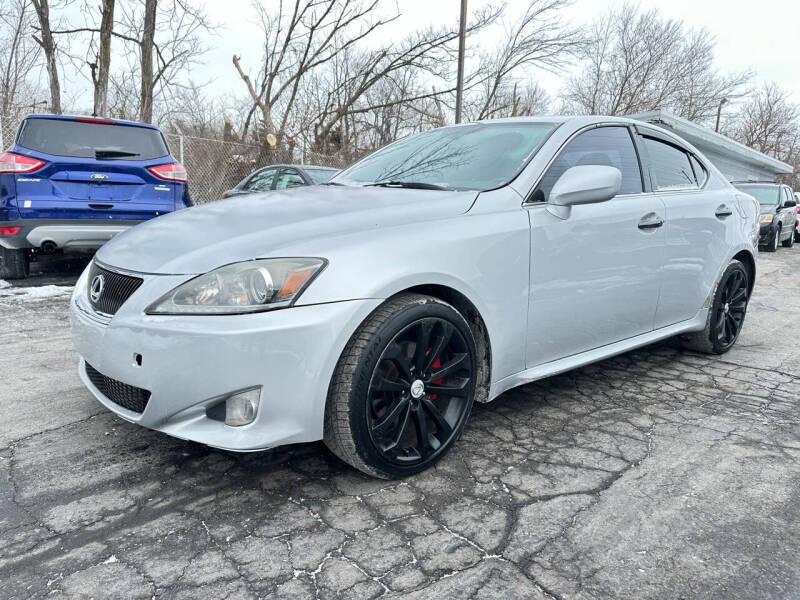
xmin=23 ymin=113 xmax=160 ymax=130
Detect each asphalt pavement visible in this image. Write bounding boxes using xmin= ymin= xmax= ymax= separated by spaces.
xmin=1 ymin=248 xmax=799 ymax=599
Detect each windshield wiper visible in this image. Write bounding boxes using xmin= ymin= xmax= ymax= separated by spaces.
xmin=95 ymin=150 xmax=140 ymax=159
xmin=365 ymin=180 xmax=450 ymax=190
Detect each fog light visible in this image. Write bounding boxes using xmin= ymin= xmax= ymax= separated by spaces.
xmin=225 ymin=388 xmax=260 ymax=427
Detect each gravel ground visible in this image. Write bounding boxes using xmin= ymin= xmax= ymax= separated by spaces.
xmin=1 ymin=248 xmax=799 ymax=599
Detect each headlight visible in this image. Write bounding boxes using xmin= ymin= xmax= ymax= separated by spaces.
xmin=146 ymin=258 xmax=326 ymax=315
xmin=759 ymin=214 xmax=773 ymax=223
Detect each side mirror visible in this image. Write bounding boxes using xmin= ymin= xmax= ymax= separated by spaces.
xmin=783 ymin=199 xmax=796 ymax=209
xmin=546 ymin=165 xmax=622 ymax=219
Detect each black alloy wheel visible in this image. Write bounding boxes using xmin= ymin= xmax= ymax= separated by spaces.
xmin=366 ymin=317 xmax=475 ymax=465
xmin=711 ymin=266 xmax=748 ymax=352
xmin=324 ymin=293 xmax=479 ymax=478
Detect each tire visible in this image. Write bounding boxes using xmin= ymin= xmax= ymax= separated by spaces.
xmin=764 ymin=226 xmax=780 ymax=252
xmin=0 ymin=247 xmax=29 ymax=279
xmin=324 ymin=293 xmax=478 ymax=479
xmin=782 ymin=226 xmax=794 ymax=247
xmin=794 ymin=228 xmax=800 ymax=243
xmin=682 ymin=260 xmax=749 ymax=355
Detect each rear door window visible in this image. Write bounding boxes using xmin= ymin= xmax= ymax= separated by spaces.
xmin=17 ymin=118 xmax=169 ymax=160
xmin=244 ymin=168 xmax=276 ymax=192
xmin=534 ymin=126 xmax=643 ymax=202
xmin=643 ymin=137 xmax=698 ymax=190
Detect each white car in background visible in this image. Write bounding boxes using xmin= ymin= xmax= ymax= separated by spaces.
xmin=795 ymin=192 xmax=800 ymax=242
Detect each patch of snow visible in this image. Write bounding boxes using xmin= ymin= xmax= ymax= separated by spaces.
xmin=0 ymin=284 xmax=73 ymax=302
xmin=102 ymin=555 xmax=118 ymax=564
xmin=0 ymin=279 xmax=10 ymax=289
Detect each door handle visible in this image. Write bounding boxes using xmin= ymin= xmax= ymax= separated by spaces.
xmin=638 ymin=215 xmax=664 ymax=230
xmin=715 ymin=204 xmax=733 ymax=218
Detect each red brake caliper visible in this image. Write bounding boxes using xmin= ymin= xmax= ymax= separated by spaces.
xmin=429 ymin=354 xmax=442 ymax=401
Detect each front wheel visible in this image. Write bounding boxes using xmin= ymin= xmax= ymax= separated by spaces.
xmin=682 ymin=260 xmax=749 ymax=354
xmin=782 ymin=227 xmax=794 ymax=247
xmin=0 ymin=247 xmax=29 ymax=279
xmin=324 ymin=293 xmax=478 ymax=478
xmin=764 ymin=226 xmax=780 ymax=252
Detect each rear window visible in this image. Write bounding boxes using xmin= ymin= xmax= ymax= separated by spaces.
xmin=17 ymin=118 xmax=169 ymax=160
xmin=305 ymin=168 xmax=338 ymax=184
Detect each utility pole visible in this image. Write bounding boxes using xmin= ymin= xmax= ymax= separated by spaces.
xmin=715 ymin=98 xmax=728 ymax=133
xmin=455 ymin=0 xmax=467 ymax=124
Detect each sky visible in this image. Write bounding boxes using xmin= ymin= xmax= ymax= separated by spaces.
xmin=194 ymin=0 xmax=800 ymax=110
xmin=52 ymin=0 xmax=800 ymax=116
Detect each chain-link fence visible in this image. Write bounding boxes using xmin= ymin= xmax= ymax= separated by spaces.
xmin=1 ymin=112 xmax=352 ymax=205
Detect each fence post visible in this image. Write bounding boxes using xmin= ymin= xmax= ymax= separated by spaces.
xmin=179 ymin=135 xmax=184 ymax=164
xmin=0 ymin=113 xmax=4 ymax=150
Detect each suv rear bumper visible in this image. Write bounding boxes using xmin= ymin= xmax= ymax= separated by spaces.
xmin=0 ymin=218 xmax=145 ymax=251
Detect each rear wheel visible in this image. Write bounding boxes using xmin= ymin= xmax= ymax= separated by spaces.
xmin=324 ymin=293 xmax=478 ymax=478
xmin=682 ymin=260 xmax=749 ymax=355
xmin=0 ymin=247 xmax=29 ymax=279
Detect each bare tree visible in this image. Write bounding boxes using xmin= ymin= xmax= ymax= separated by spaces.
xmin=91 ymin=0 xmax=115 ymax=116
xmin=465 ymin=0 xmax=582 ymax=121
xmin=0 ymin=0 xmax=42 ymax=115
xmin=561 ymin=4 xmax=749 ymax=123
xmin=731 ymin=83 xmax=798 ymax=155
xmin=31 ymin=0 xmax=61 ymax=113
xmin=233 ymin=0 xmax=500 ymax=161
xmin=138 ymin=0 xmax=156 ymax=122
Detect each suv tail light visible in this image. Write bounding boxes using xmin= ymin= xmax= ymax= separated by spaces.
xmin=148 ymin=162 xmax=187 ymax=182
xmin=0 ymin=152 xmax=45 ymax=174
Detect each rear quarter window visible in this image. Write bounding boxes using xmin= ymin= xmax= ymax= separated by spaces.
xmin=17 ymin=118 xmax=169 ymax=160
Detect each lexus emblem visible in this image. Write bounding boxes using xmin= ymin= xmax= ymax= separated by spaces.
xmin=91 ymin=173 xmax=108 ymax=181
xmin=90 ymin=274 xmax=105 ymax=303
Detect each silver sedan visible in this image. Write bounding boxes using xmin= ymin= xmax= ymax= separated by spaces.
xmin=70 ymin=116 xmax=760 ymax=478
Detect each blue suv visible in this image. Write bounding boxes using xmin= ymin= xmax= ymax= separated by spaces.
xmin=0 ymin=114 xmax=191 ymax=279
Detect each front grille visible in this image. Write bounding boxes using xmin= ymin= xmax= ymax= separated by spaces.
xmin=87 ymin=262 xmax=143 ymax=315
xmin=85 ymin=363 xmax=151 ymax=414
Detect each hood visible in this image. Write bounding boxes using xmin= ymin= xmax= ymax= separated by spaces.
xmin=759 ymin=204 xmax=777 ymax=214
xmin=96 ymin=184 xmax=478 ymax=274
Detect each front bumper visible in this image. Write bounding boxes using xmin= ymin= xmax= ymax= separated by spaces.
xmin=758 ymin=222 xmax=776 ymax=246
xmin=0 ymin=218 xmax=144 ymax=250
xmin=70 ymin=267 xmax=382 ymax=451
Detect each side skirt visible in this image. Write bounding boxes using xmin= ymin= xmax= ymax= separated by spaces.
xmin=488 ymin=309 xmax=708 ymax=401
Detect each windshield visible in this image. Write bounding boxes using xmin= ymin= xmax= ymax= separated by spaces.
xmin=332 ymin=122 xmax=559 ymax=191
xmin=735 ymin=184 xmax=780 ymax=206
xmin=17 ymin=118 xmax=169 ymax=160
xmin=305 ymin=168 xmax=338 ymax=184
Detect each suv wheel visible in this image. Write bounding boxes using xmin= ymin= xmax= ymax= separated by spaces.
xmin=765 ymin=226 xmax=780 ymax=252
xmin=682 ymin=260 xmax=749 ymax=355
xmin=0 ymin=247 xmax=30 ymax=279
xmin=782 ymin=227 xmax=794 ymax=247
xmin=324 ymin=293 xmax=478 ymax=478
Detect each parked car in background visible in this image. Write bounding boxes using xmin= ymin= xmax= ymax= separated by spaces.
xmin=0 ymin=114 xmax=191 ymax=279
xmin=71 ymin=116 xmax=759 ymax=479
xmin=221 ymin=164 xmax=340 ymax=199
xmin=732 ymin=182 xmax=796 ymax=251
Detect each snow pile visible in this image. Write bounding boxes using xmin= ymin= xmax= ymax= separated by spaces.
xmin=0 ymin=284 xmax=73 ymax=302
